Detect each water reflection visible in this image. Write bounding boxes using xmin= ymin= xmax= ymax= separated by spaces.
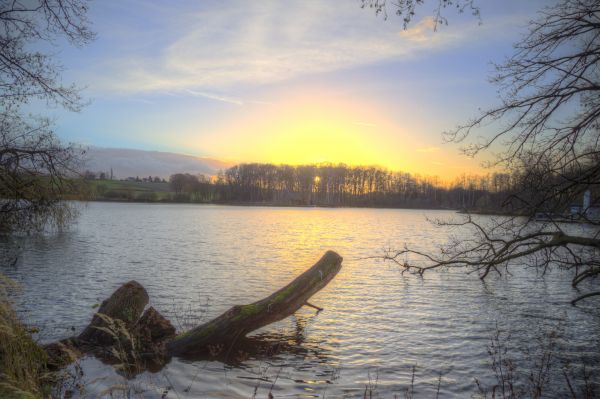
xmin=1 ymin=202 xmax=599 ymax=398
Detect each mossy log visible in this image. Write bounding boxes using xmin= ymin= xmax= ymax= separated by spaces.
xmin=46 ymin=251 xmax=342 ymax=366
xmin=78 ymin=280 xmax=149 ymax=345
xmin=166 ymin=250 xmax=342 ymax=355
xmin=44 ymin=281 xmax=176 ymax=370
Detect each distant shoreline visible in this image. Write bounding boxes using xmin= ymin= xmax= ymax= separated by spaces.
xmin=84 ymin=197 xmax=461 ymax=212
xmin=80 ymin=178 xmax=517 ymax=215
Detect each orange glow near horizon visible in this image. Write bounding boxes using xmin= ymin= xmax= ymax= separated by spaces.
xmin=220 ymin=92 xmax=388 ymax=165
xmin=189 ymin=89 xmax=485 ymax=181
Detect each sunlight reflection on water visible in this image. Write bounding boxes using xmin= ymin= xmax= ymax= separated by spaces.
xmin=1 ymin=202 xmax=599 ymax=398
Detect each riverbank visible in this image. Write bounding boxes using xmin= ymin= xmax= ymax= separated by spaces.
xmin=0 ymin=279 xmax=51 ymax=398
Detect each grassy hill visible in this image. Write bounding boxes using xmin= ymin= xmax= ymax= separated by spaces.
xmin=89 ymin=180 xmax=174 ymax=202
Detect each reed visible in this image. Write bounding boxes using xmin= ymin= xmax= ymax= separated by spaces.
xmin=0 ymin=275 xmax=50 ymax=398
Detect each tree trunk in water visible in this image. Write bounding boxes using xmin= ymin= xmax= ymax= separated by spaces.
xmin=45 ymin=251 xmax=343 ymax=367
xmin=166 ymin=250 xmax=342 ymax=356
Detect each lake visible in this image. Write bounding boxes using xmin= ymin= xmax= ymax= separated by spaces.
xmin=1 ymin=202 xmax=599 ymax=398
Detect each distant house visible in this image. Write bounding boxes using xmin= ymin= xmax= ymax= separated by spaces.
xmin=586 ymin=206 xmax=600 ymax=221
xmin=569 ymin=190 xmax=600 ymax=221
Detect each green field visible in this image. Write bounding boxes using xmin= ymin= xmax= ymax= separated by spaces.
xmin=89 ymin=179 xmax=174 ymax=201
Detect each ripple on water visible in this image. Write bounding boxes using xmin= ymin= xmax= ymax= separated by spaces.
xmin=1 ymin=203 xmax=598 ymax=398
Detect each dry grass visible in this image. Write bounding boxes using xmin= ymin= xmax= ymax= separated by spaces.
xmin=475 ymin=323 xmax=597 ymax=399
xmin=0 ymin=274 xmax=51 ymax=398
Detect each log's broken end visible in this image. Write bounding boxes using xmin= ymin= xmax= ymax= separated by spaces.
xmin=167 ymin=250 xmax=343 ymax=356
xmin=78 ymin=280 xmax=149 ymax=345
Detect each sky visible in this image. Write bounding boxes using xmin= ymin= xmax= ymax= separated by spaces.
xmin=47 ymin=0 xmax=550 ymax=181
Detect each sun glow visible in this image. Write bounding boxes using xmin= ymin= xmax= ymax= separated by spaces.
xmin=200 ymin=90 xmax=397 ymax=167
xmin=262 ymin=114 xmax=380 ymax=166
xmin=188 ymin=87 xmax=485 ymax=181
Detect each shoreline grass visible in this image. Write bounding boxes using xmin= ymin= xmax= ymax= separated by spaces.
xmin=0 ymin=276 xmax=51 ymax=399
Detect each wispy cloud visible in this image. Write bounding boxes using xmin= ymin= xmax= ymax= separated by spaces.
xmin=82 ymin=2 xmax=512 ymax=95
xmin=399 ymin=16 xmax=438 ymax=43
xmin=186 ymin=89 xmax=244 ymax=105
xmin=184 ymin=89 xmax=274 ymax=106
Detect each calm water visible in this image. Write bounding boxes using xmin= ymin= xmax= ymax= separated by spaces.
xmin=1 ymin=202 xmax=599 ymax=398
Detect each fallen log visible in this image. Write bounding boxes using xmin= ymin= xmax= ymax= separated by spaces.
xmin=166 ymin=250 xmax=343 ymax=356
xmin=45 ymin=251 xmax=343 ymax=368
xmin=78 ymin=280 xmax=149 ymax=345
xmin=44 ymin=282 xmax=174 ymax=371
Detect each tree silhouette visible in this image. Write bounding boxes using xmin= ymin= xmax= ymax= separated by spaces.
xmin=381 ymin=0 xmax=600 ymax=304
xmin=0 ymin=0 xmax=93 ymax=233
xmin=361 ymin=0 xmax=480 ymax=28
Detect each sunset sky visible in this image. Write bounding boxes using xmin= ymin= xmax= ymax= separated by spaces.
xmin=47 ymin=0 xmax=547 ymax=180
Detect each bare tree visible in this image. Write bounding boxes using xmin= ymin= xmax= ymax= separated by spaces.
xmin=381 ymin=0 xmax=600 ymax=304
xmin=0 ymin=111 xmax=83 ymax=233
xmin=0 ymin=0 xmax=93 ymax=233
xmin=360 ymin=0 xmax=480 ymax=28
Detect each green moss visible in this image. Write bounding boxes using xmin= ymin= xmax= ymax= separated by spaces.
xmin=271 ymin=283 xmax=297 ymax=305
xmin=176 ymin=321 xmax=217 ymax=340
xmin=174 ymin=329 xmax=191 ymax=339
xmin=231 ymin=304 xmax=265 ymax=322
xmin=200 ymin=323 xmax=216 ymax=336
xmin=240 ymin=304 xmax=263 ymax=317
xmin=122 ymin=307 xmax=132 ymax=322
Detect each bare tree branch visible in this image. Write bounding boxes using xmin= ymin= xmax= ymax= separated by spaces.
xmin=0 ymin=0 xmax=93 ymax=233
xmin=379 ymin=1 xmax=600 ymax=304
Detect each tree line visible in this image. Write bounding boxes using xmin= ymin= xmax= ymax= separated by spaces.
xmin=165 ymin=163 xmax=525 ymax=210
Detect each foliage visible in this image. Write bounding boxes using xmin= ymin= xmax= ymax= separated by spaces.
xmin=218 ymin=162 xmax=516 ymax=208
xmin=91 ymin=162 xmax=563 ymax=210
xmin=169 ymin=173 xmax=213 ymax=202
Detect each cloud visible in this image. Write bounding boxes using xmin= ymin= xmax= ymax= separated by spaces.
xmin=185 ymin=89 xmax=244 ymax=105
xmin=82 ymin=2 xmax=503 ymax=95
xmin=184 ymin=89 xmax=274 ymax=106
xmin=416 ymin=146 xmax=441 ymax=153
xmin=398 ymin=16 xmax=438 ymax=43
